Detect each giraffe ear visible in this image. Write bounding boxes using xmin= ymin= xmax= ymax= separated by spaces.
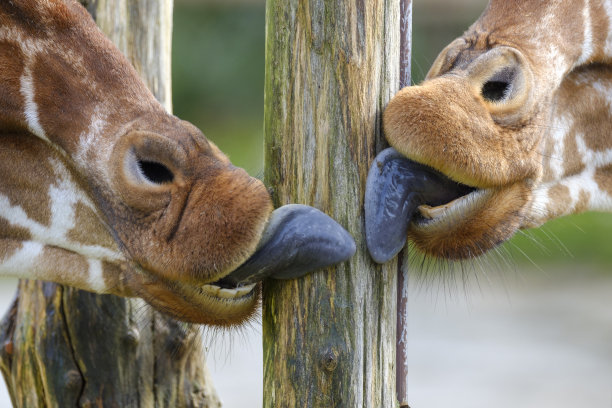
xmin=426 ymin=38 xmax=468 ymax=80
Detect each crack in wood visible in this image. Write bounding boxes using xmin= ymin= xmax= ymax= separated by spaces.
xmin=59 ymin=287 xmax=86 ymax=405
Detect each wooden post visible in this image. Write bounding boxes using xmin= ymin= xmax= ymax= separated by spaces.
xmin=0 ymin=2 xmax=221 ymax=406
xmin=262 ymin=0 xmax=400 ymax=406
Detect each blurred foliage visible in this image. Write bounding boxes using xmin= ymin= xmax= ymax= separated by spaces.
xmin=172 ymin=1 xmax=612 ymax=270
xmin=509 ymin=212 xmax=612 ymax=270
xmin=172 ymin=3 xmax=265 ymax=176
xmin=412 ymin=1 xmax=485 ymax=84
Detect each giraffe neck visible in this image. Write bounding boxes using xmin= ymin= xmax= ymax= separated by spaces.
xmin=0 ymin=130 xmax=130 ymax=295
xmin=0 ymin=1 xmax=147 ymax=294
xmin=470 ymin=0 xmax=612 ymax=86
xmin=528 ymin=65 xmax=612 ymax=226
xmin=0 ymin=1 xmax=166 ymax=170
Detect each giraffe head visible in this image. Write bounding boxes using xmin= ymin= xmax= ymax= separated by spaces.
xmin=366 ymin=0 xmax=612 ymax=262
xmin=0 ymin=0 xmax=355 ymax=325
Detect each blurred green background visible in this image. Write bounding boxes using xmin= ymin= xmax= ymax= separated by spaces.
xmin=172 ymin=0 xmax=612 ymax=271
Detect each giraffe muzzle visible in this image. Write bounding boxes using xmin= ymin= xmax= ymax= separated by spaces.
xmin=364 ymin=147 xmax=475 ymax=263
xmin=219 ymin=204 xmax=356 ymax=286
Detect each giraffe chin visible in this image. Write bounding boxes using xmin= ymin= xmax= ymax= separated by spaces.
xmin=129 ymin=269 xmax=262 ymax=326
xmin=128 ymin=204 xmax=356 ymax=325
xmin=365 ymin=148 xmax=531 ymax=262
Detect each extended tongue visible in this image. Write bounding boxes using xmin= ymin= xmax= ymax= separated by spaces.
xmin=364 ymin=148 xmax=474 ymax=264
xmin=223 ymin=204 xmax=356 ymax=285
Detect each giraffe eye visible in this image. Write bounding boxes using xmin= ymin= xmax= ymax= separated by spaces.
xmin=137 ymin=159 xmax=174 ymax=184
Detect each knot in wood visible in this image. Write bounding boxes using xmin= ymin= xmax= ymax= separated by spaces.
xmin=64 ymin=369 xmax=83 ymax=391
xmin=320 ymin=347 xmax=339 ymax=372
xmin=3 ymin=341 xmax=13 ymax=356
xmin=123 ymin=328 xmax=140 ymax=347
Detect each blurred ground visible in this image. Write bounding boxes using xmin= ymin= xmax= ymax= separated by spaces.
xmin=1 ymin=0 xmax=611 ymax=406
xmin=406 ymin=268 xmax=612 ymax=408
xmin=1 ymin=268 xmax=611 ymax=407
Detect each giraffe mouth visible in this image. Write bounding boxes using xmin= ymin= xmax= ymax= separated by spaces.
xmin=212 ymin=204 xmax=356 ymax=288
xmin=192 ymin=204 xmax=356 ymax=301
xmin=364 ymin=147 xmax=477 ymax=263
xmin=135 ymin=204 xmax=356 ymax=324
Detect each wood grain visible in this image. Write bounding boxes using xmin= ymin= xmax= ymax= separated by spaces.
xmin=262 ymin=0 xmax=400 ymax=406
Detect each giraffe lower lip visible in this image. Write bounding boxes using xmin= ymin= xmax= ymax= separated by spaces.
xmin=219 ymin=204 xmax=356 ymax=286
xmin=364 ymin=147 xmax=475 ymax=263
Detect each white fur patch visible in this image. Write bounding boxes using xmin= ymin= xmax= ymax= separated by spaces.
xmin=20 ymin=67 xmax=48 ymax=141
xmin=577 ymin=1 xmax=593 ymax=65
xmin=544 ymin=44 xmax=570 ymax=85
xmin=575 ymin=133 xmax=612 ymax=170
xmin=0 ymin=241 xmax=43 ymax=277
xmin=528 ymin=187 xmax=551 ymax=225
xmin=603 ymin=0 xmax=612 ymax=57
xmin=87 ymin=259 xmax=108 ymax=293
xmin=548 ymin=114 xmax=571 ymax=180
xmin=75 ymin=105 xmax=109 ymax=168
xmin=0 ymin=154 xmax=124 ymax=286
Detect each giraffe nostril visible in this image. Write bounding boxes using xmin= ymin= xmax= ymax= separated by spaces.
xmin=137 ymin=159 xmax=174 ymax=184
xmin=482 ymin=80 xmax=510 ymax=101
xmin=480 ymin=65 xmax=517 ymax=103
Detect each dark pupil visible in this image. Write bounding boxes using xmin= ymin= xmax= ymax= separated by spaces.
xmin=482 ymin=80 xmax=509 ymax=102
xmin=138 ymin=160 xmax=174 ymax=184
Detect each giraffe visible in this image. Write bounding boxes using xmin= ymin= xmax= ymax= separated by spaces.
xmin=0 ymin=0 xmax=356 ymax=325
xmin=365 ymin=0 xmax=612 ymax=263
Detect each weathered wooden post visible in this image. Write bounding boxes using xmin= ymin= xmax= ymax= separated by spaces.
xmin=263 ymin=1 xmax=400 ymax=406
xmin=0 ymin=1 xmax=220 ymax=406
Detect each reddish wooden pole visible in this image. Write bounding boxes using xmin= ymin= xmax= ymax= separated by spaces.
xmin=397 ymin=1 xmax=412 ymax=407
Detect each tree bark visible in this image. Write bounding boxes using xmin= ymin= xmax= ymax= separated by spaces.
xmin=0 ymin=2 xmax=221 ymax=407
xmin=262 ymin=1 xmax=400 ymax=407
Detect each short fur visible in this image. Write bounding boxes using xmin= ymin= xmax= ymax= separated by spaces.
xmin=0 ymin=0 xmax=273 ymax=325
xmin=383 ymin=0 xmax=612 ymax=259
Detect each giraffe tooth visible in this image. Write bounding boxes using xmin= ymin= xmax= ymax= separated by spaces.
xmin=201 ymin=284 xmax=221 ymax=297
xmin=418 ymin=203 xmax=451 ymax=219
xmin=418 ymin=205 xmax=436 ymax=220
xmin=201 ymin=283 xmax=256 ymax=299
xmin=218 ymin=288 xmax=239 ymax=299
xmin=236 ymin=283 xmax=256 ymax=296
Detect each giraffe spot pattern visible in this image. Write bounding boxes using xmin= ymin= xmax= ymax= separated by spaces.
xmin=594 ymin=163 xmax=612 ymax=196
xmin=546 ymin=184 xmax=571 ymax=219
xmin=0 ymin=239 xmax=23 ymax=264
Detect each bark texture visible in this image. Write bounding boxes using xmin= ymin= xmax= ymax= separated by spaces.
xmin=0 ymin=2 xmax=221 ymax=407
xmin=263 ymin=1 xmax=400 ymax=406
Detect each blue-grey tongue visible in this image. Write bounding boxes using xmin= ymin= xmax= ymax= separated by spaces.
xmin=223 ymin=204 xmax=356 ymax=285
xmin=364 ymin=147 xmax=474 ymax=264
